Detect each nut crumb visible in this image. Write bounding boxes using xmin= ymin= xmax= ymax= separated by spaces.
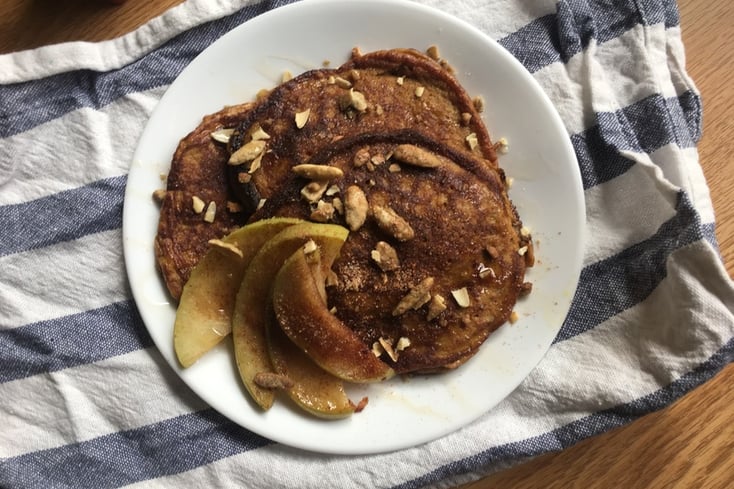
xmin=451 ymin=287 xmax=471 ymax=308
xmin=253 ymin=372 xmax=294 ymax=390
xmin=354 ymin=148 xmax=370 ymax=167
xmin=203 ymin=201 xmax=217 ymax=223
xmin=325 ymin=184 xmax=340 ymax=197
xmin=427 ymin=294 xmax=447 ymax=321
xmin=519 ymin=282 xmax=533 ymax=297
xmin=426 ymin=45 xmax=440 ymax=60
xmin=301 ymin=181 xmax=329 ymax=203
xmin=473 ymin=95 xmax=485 ymax=113
xmin=303 ymin=239 xmax=318 ymax=255
xmin=415 ymin=86 xmax=425 ymax=98
xmin=295 ymin=109 xmax=311 ymax=129
xmin=370 ymin=241 xmax=400 ymax=272
xmin=518 ymin=246 xmax=528 ymax=256
xmin=250 ymin=125 xmax=270 ymax=141
xmin=332 ymin=197 xmax=344 ymax=215
xmin=292 ymin=164 xmax=344 ymax=180
xmin=310 ymin=200 xmax=335 ymax=222
xmin=344 ymin=185 xmax=368 ymax=231
xmin=192 ymin=195 xmax=206 ymax=214
xmin=393 ymin=277 xmax=434 ymax=316
xmin=256 ymin=198 xmax=267 ymax=211
xmin=379 ymin=337 xmax=398 ymax=362
xmin=392 ymin=144 xmax=443 ymax=168
xmin=372 ymin=204 xmax=415 ymax=241
xmin=339 ymin=88 xmax=368 ymax=112
xmin=208 ymin=239 xmax=244 ymax=259
xmin=334 ymin=76 xmax=352 ymax=89
xmin=281 ymin=70 xmax=293 ymax=83
xmin=495 ymin=137 xmax=509 ymax=154
xmin=460 ymin=112 xmax=472 ymax=126
xmin=371 ymin=341 xmax=384 ymax=357
xmin=152 ymin=189 xmax=166 ymax=204
xmin=509 ymin=311 xmax=519 ymax=324
xmin=465 ymin=132 xmax=478 ymax=151
xmin=210 ymin=128 xmax=234 ymax=143
xmin=396 ymin=337 xmax=411 ymax=351
xmin=388 ymin=163 xmax=401 ymax=173
xmin=396 ymin=76 xmax=405 ymax=86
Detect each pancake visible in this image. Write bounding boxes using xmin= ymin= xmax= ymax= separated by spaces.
xmin=154 ymin=103 xmax=253 ymax=300
xmin=154 ymin=47 xmax=532 ymax=374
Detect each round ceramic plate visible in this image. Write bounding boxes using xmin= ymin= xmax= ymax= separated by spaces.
xmin=123 ymin=0 xmax=584 ymax=454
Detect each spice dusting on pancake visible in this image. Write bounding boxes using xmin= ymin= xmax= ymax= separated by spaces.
xmin=154 ymin=47 xmax=533 ymax=382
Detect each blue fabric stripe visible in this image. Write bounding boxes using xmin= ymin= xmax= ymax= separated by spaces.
xmin=392 ymin=335 xmax=734 ymax=489
xmin=0 ymin=301 xmax=150 ymax=383
xmin=499 ymin=0 xmax=681 ymax=73
xmin=575 ymin=91 xmax=700 ymax=190
xmin=0 ymin=0 xmax=294 ymax=139
xmin=0 ymin=409 xmax=272 ymax=489
xmin=557 ymin=191 xmax=702 ymax=343
xmin=0 ymin=176 xmax=125 ymax=257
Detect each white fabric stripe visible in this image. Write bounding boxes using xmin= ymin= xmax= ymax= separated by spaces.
xmin=124 ymin=241 xmax=734 ymax=489
xmin=0 ymin=88 xmax=164 ymax=206
xmin=0 ymin=348 xmax=205 ymax=459
xmin=0 ymin=0 xmax=262 ymax=84
xmin=535 ymin=24 xmax=698 ymax=136
xmin=0 ymin=229 xmax=127 ymax=329
xmin=582 ymin=146 xmax=679 ymax=267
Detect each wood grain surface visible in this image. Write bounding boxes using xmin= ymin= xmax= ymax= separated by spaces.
xmin=1 ymin=1 xmax=731 ymax=488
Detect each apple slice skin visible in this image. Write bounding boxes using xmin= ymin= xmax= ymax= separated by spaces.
xmin=232 ymin=223 xmax=349 ymax=410
xmin=273 ymin=247 xmax=395 ymax=384
xmin=173 ymin=217 xmax=301 ymax=368
xmin=268 ymin=323 xmax=356 ymax=419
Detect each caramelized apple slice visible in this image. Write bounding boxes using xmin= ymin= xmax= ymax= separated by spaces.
xmin=173 ymin=217 xmax=301 ymax=368
xmin=273 ymin=246 xmax=395 ymax=383
xmin=232 ymin=223 xmax=349 ymax=410
xmin=268 ymin=322 xmax=356 ymax=419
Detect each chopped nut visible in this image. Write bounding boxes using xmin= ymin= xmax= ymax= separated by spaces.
xmin=509 ymin=311 xmax=519 ymax=324
xmin=281 ymin=70 xmax=293 ymax=83
xmin=375 ymin=104 xmax=384 ymax=115
xmin=210 ymin=128 xmax=234 ymax=143
xmin=152 ymin=189 xmax=166 ymax=204
xmin=426 ymin=45 xmax=440 ymax=60
xmin=396 ymin=76 xmax=405 ymax=86
xmin=396 ymin=337 xmax=411 ymax=351
xmin=192 ymin=195 xmax=206 ymax=214
xmin=253 ymin=372 xmax=294 ymax=390
xmin=524 ymin=241 xmax=536 ymax=267
xmin=520 ymin=226 xmax=531 ymax=238
xmin=495 ymin=137 xmax=509 ymax=154
xmin=485 ymin=245 xmax=499 ymax=260
xmin=477 ymin=263 xmax=495 ymax=279
xmin=295 ymin=109 xmax=311 ymax=129
xmin=518 ymin=246 xmax=528 ymax=256
xmin=354 ymin=148 xmax=370 ymax=167
xmin=310 ymin=200 xmax=335 ymax=222
xmin=427 ymin=294 xmax=447 ymax=321
xmin=326 ymin=269 xmax=339 ymax=287
xmin=292 ymin=164 xmax=344 ymax=180
xmin=519 ymin=282 xmax=533 ymax=297
xmin=379 ymin=337 xmax=398 ymax=362
xmin=204 ymin=201 xmax=217 ymax=223
xmin=473 ymin=95 xmax=485 ymax=113
xmin=352 ymin=396 xmax=369 ymax=413
xmin=339 ymin=88 xmax=367 ymax=112
xmin=256 ymin=88 xmax=270 ymax=100
xmin=393 ymin=277 xmax=434 ymax=316
xmin=451 ymin=287 xmax=471 ymax=308
xmin=334 ymin=76 xmax=352 ymax=89
xmin=248 ymin=152 xmax=263 ymax=174
xmin=465 ymin=132 xmax=478 ymax=151
xmin=460 ymin=112 xmax=472 ymax=126
xmin=325 ymin=184 xmax=340 ymax=197
xmin=506 ymin=176 xmax=514 ymax=189
xmin=303 ymin=239 xmax=318 ymax=255
xmin=370 ymin=241 xmax=400 ymax=272
xmin=344 ymin=185 xmax=368 ymax=231
xmin=322 ymin=59 xmax=331 ymax=67
xmin=392 ymin=144 xmax=443 ymax=168
xmin=350 ymin=69 xmax=360 ymax=81
xmin=256 ymin=198 xmax=266 ymax=211
xmin=372 ymin=341 xmax=384 ymax=357
xmin=208 ymin=239 xmax=244 ymax=259
xmin=332 ymin=197 xmax=344 ymax=215
xmin=388 ymin=163 xmax=401 ymax=173
xmin=301 ymin=180 xmax=329 ymax=203
xmin=415 ymin=86 xmax=425 ymax=98
xmin=250 ymin=125 xmax=270 ymax=141
xmin=229 ymin=140 xmax=266 ymax=166
xmin=226 ymin=201 xmax=243 ymax=213
xmin=351 ymin=46 xmax=362 ymax=58
xmin=371 ymin=204 xmax=415 ymax=241
xmin=327 ymin=75 xmax=336 ymax=85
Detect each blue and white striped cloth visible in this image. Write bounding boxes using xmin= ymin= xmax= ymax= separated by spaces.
xmin=1 ymin=0 xmax=733 ymax=487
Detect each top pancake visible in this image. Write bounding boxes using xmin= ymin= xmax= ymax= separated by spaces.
xmin=155 ymin=47 xmax=532 ymax=373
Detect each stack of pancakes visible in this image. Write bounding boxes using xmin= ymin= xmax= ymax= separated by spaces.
xmin=155 ymin=47 xmax=533 ymax=374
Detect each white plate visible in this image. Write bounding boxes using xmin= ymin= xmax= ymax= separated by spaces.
xmin=123 ymin=0 xmax=584 ymax=455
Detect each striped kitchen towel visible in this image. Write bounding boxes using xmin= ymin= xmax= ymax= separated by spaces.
xmin=1 ymin=0 xmax=732 ymax=488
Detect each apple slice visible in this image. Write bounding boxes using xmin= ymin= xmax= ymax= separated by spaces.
xmin=268 ymin=321 xmax=357 ymax=419
xmin=272 ymin=246 xmax=395 ymax=383
xmin=232 ymin=223 xmax=349 ymax=410
xmin=173 ymin=217 xmax=301 ymax=368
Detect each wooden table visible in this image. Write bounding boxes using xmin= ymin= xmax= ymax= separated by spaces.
xmin=2 ymin=1 xmax=731 ymax=487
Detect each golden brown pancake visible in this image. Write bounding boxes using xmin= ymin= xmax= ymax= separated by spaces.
xmin=155 ymin=47 xmax=532 ymax=374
